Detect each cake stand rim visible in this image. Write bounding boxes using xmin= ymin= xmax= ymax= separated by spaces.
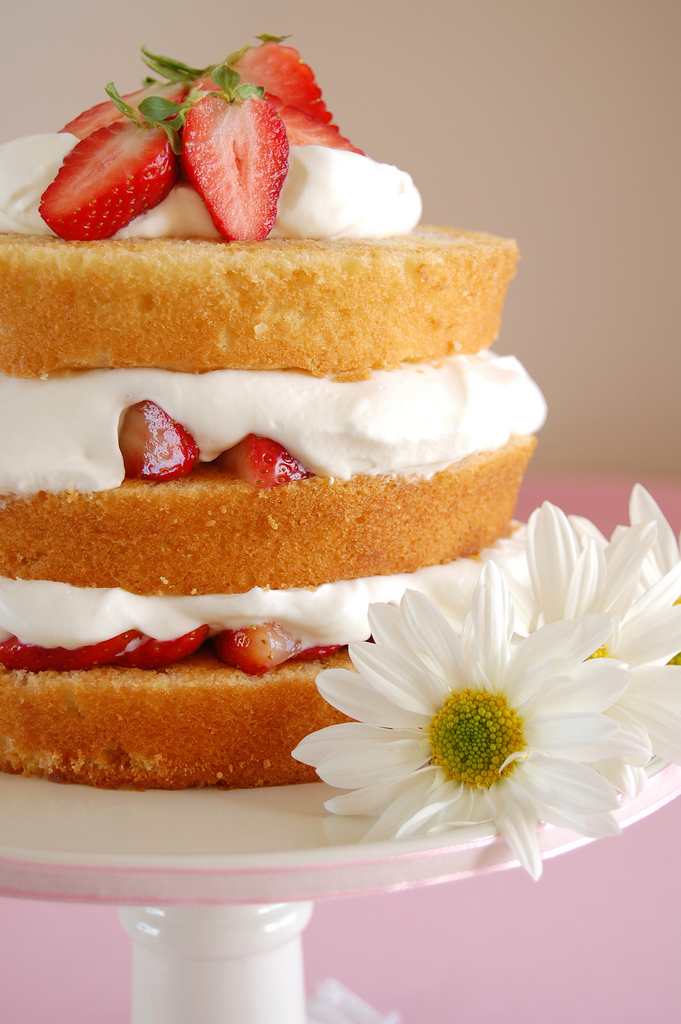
xmin=0 ymin=760 xmax=677 ymax=905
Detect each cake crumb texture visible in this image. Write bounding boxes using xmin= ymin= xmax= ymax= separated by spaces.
xmin=0 ymin=437 xmax=535 ymax=594
xmin=0 ymin=649 xmax=353 ymax=790
xmin=0 ymin=227 xmax=518 ymax=377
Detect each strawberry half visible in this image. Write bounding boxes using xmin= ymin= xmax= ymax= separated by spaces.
xmin=232 ymin=40 xmax=333 ymax=124
xmin=61 ymin=81 xmax=188 ymax=140
xmin=276 ymin=105 xmax=364 ymax=154
xmin=119 ymin=400 xmax=200 ymax=481
xmin=182 ymin=94 xmax=289 ymax=241
xmin=0 ymin=631 xmax=139 ymax=673
xmin=114 ymin=625 xmax=210 ymax=668
xmin=213 ymin=622 xmax=301 ymax=675
xmin=218 ymin=434 xmax=313 ymax=488
xmin=40 ymin=120 xmax=178 ymax=240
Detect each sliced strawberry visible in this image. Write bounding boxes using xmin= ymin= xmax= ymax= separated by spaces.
xmin=213 ymin=622 xmax=301 ymax=675
xmin=61 ymin=81 xmax=188 ymax=140
xmin=0 ymin=631 xmax=139 ymax=673
xmin=181 ymin=94 xmax=288 ymax=241
xmin=232 ymin=41 xmax=333 ymax=124
xmin=40 ymin=120 xmax=178 ymax=241
xmin=276 ymin=105 xmax=364 ymax=154
xmin=119 ymin=400 xmax=200 ymax=481
xmin=295 ymin=644 xmax=343 ymax=661
xmin=218 ymin=434 xmax=313 ymax=488
xmin=114 ymin=625 xmax=210 ymax=668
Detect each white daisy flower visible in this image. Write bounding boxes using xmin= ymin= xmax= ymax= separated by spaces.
xmin=293 ymin=563 xmax=647 ymax=880
xmin=518 ymin=499 xmax=681 ymax=795
xmin=629 ymin=483 xmax=681 ymax=601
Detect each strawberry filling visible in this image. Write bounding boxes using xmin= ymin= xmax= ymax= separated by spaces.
xmin=0 ymin=631 xmax=140 ymax=673
xmin=119 ymin=400 xmax=200 ymax=481
xmin=113 ymin=626 xmax=210 ymax=667
xmin=217 ymin=434 xmax=313 ymax=488
xmin=118 ymin=409 xmax=314 ymax=489
xmin=0 ymin=624 xmax=344 ymax=675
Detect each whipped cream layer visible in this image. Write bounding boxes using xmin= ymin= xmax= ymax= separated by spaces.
xmin=0 ymin=134 xmax=422 ymax=240
xmin=0 ymin=530 xmax=528 ymax=649
xmin=0 ymin=353 xmax=546 ymax=496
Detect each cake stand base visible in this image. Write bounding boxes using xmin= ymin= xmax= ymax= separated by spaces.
xmin=0 ymin=763 xmax=679 ymax=1024
xmin=120 ymin=902 xmax=313 ymax=1024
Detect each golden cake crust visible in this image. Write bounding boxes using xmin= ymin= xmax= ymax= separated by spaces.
xmin=0 ymin=437 xmax=535 ymax=594
xmin=0 ymin=648 xmax=353 ymax=790
xmin=0 ymin=227 xmax=518 ymax=377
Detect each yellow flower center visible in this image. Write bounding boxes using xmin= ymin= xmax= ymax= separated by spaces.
xmin=429 ymin=688 xmax=525 ymax=788
xmin=589 ymin=644 xmax=610 ymax=659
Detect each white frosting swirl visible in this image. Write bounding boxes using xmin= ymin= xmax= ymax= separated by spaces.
xmin=268 ymin=146 xmax=421 ymax=239
xmin=0 ymin=353 xmax=546 ymax=496
xmin=0 ymin=529 xmax=528 ymax=648
xmin=0 ymin=134 xmax=422 ymax=240
xmin=0 ymin=134 xmax=77 ymax=233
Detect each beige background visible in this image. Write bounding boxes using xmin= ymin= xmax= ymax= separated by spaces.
xmin=2 ymin=0 xmax=679 ymax=479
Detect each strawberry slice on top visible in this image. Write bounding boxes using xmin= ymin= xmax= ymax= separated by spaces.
xmin=275 ymin=104 xmax=364 ymax=154
xmin=61 ymin=80 xmax=188 ymax=140
xmin=40 ymin=120 xmax=177 ymax=240
xmin=231 ymin=38 xmax=333 ymax=125
xmin=41 ymin=82 xmax=187 ymax=241
xmin=119 ymin=400 xmax=200 ymax=481
xmin=181 ymin=64 xmax=289 ymax=241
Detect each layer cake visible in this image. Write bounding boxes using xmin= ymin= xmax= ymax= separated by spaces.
xmin=0 ymin=39 xmax=545 ymax=788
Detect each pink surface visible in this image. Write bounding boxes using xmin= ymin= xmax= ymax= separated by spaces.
xmin=0 ymin=476 xmax=679 ymax=1024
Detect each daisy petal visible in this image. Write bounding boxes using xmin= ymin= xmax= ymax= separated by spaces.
xmin=630 ymin=484 xmax=680 ymax=579
xmin=515 ymin=757 xmax=619 ymax=816
xmin=520 ymin=659 xmax=630 ymax=717
xmin=469 ymin=562 xmax=512 ymax=685
xmin=317 ymin=668 xmax=430 ymax=729
xmin=490 ymin=779 xmax=543 ymax=880
xmin=534 ymin=804 xmax=621 ymax=839
xmin=292 ymin=722 xmax=423 ymax=776
xmin=621 ymin=562 xmax=681 ymax=624
xmin=595 ymin=759 xmax=649 ymax=799
xmin=617 ymin=693 xmax=681 ymax=764
xmin=502 ymin=614 xmax=612 ymax=705
xmin=563 ymin=541 xmax=606 ymax=618
xmin=626 ymin=664 xmax=681 ymax=710
xmin=361 ymin=773 xmax=444 ymax=842
xmin=399 ymin=589 xmax=470 ymax=689
xmin=568 ymin=514 xmax=608 ymax=549
xmin=524 ymin=712 xmax=618 ymax=754
xmin=614 ymin=604 xmax=681 ymax=666
xmin=601 ymin=522 xmax=656 ymax=614
xmin=366 ymin=603 xmax=422 ymax=661
xmin=527 ymin=503 xmax=581 ymax=623
xmin=431 ymin=784 xmax=495 ymax=827
xmin=324 ymin=769 xmax=436 ymax=819
xmin=348 ymin=640 xmax=445 ymax=715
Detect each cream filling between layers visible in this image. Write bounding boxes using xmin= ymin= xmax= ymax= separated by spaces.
xmin=0 ymin=352 xmax=546 ymax=496
xmin=0 ymin=530 xmax=529 ymax=649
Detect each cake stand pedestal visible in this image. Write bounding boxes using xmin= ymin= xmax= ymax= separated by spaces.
xmin=119 ymin=903 xmax=313 ymax=1024
xmin=0 ymin=762 xmax=679 ymax=1024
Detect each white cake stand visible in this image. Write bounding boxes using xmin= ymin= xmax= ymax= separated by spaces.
xmin=1 ymin=763 xmax=679 ymax=1024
